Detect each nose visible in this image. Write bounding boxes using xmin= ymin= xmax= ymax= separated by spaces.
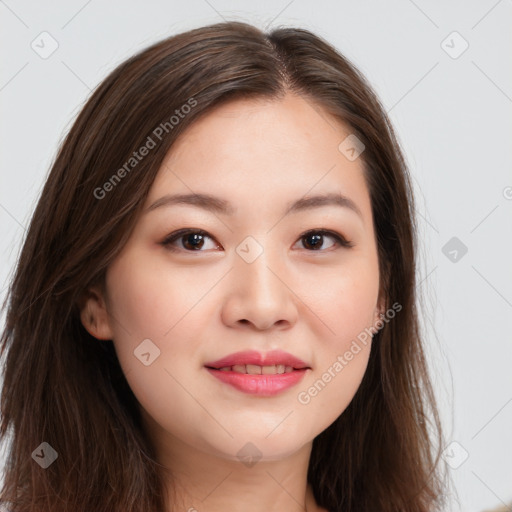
xmin=221 ymin=246 xmax=299 ymax=331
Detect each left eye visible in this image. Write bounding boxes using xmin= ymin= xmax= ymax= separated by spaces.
xmin=161 ymin=229 xmax=353 ymax=253
xmin=297 ymin=230 xmax=353 ymax=251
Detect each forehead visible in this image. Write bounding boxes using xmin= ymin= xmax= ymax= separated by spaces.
xmin=145 ymin=93 xmax=372 ymax=223
xmin=165 ymin=93 xmax=355 ymax=163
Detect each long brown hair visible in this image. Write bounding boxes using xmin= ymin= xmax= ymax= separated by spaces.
xmin=0 ymin=21 xmax=447 ymax=511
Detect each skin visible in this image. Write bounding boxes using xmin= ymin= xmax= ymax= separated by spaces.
xmin=80 ymin=92 xmax=385 ymax=512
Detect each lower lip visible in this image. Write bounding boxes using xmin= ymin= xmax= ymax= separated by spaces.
xmin=205 ymin=368 xmax=308 ymax=396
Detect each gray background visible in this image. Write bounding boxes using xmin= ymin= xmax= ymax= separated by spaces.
xmin=1 ymin=1 xmax=511 ymax=511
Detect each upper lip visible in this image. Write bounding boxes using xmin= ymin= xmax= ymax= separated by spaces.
xmin=204 ymin=350 xmax=310 ymax=370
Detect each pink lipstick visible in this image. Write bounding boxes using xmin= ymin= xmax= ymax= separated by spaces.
xmin=204 ymin=349 xmax=310 ymax=396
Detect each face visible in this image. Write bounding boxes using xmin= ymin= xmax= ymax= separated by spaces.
xmin=80 ymin=92 xmax=384 ymax=464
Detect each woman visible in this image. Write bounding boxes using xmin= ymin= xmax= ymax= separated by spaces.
xmin=0 ymin=21 xmax=447 ymax=511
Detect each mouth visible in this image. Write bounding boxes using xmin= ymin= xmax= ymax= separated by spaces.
xmin=205 ymin=364 xmax=307 ymax=374
xmin=204 ymin=349 xmax=310 ymax=372
xmin=203 ymin=350 xmax=311 ymax=396
xmin=205 ymin=366 xmax=310 ymax=396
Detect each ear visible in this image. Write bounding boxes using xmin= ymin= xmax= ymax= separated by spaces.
xmin=78 ymin=284 xmax=114 ymax=340
xmin=372 ymin=292 xmax=387 ymax=331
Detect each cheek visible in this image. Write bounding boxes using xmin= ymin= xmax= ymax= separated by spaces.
xmin=295 ymin=276 xmax=375 ymax=431
xmin=103 ymin=253 xmax=219 ymax=448
xmin=105 ymin=249 xmax=209 ymax=344
xmin=300 ymin=256 xmax=380 ymax=345
xmin=292 ymin=258 xmax=377 ymax=425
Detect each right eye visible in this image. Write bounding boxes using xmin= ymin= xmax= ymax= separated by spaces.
xmin=161 ymin=229 xmax=222 ymax=252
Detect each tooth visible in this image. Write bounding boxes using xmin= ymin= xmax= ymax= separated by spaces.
xmin=226 ymin=364 xmax=292 ymax=375
xmin=246 ymin=364 xmax=262 ymax=375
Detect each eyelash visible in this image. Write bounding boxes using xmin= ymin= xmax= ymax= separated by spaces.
xmin=161 ymin=228 xmax=354 ymax=253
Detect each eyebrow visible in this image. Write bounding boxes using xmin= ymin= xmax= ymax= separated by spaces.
xmin=144 ymin=192 xmax=363 ymax=219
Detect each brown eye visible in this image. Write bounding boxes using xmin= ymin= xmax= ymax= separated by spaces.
xmin=161 ymin=228 xmax=353 ymax=254
xmin=181 ymin=232 xmax=206 ymax=250
xmin=296 ymin=230 xmax=353 ymax=251
xmin=162 ymin=229 xmax=220 ymax=252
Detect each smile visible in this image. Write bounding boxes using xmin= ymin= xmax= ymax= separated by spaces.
xmin=217 ymin=364 xmax=295 ymax=374
xmin=205 ymin=367 xmax=309 ymax=396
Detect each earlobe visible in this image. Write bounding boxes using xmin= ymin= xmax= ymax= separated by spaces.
xmin=373 ymin=309 xmax=382 ymax=330
xmin=373 ymin=297 xmax=387 ymax=331
xmin=78 ymin=285 xmax=114 ymax=340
